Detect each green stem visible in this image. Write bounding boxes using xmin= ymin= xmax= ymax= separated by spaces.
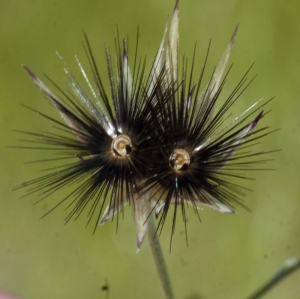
xmin=148 ymin=214 xmax=175 ymax=299
xmin=246 ymin=256 xmax=300 ymax=299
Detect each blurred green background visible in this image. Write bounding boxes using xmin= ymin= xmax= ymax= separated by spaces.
xmin=0 ymin=0 xmax=299 ymax=298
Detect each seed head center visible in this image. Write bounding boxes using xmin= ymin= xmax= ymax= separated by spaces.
xmin=169 ymin=149 xmax=190 ymax=170
xmin=111 ymin=134 xmax=132 ymax=158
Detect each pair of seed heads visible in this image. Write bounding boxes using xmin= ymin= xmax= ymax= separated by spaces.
xmin=14 ymin=0 xmax=274 ymax=249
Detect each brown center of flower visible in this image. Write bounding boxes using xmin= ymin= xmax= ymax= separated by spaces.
xmin=111 ymin=134 xmax=132 ymax=158
xmin=169 ymin=149 xmax=190 ymax=171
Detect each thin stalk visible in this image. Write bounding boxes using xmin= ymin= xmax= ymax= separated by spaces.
xmin=246 ymin=256 xmax=300 ymax=299
xmin=148 ymin=214 xmax=175 ymax=299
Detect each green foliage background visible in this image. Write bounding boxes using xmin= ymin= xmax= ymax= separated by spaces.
xmin=0 ymin=0 xmax=299 ymax=298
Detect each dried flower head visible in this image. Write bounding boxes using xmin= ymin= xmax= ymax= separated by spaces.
xmin=15 ymin=36 xmax=162 ymax=248
xmin=13 ymin=0 xmax=274 ymax=249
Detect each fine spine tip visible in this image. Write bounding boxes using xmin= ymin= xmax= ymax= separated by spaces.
xmin=229 ymin=23 xmax=239 ymax=47
xmin=220 ymin=204 xmax=236 ymax=214
xmin=174 ymin=0 xmax=179 ymax=12
xmin=185 ymin=85 xmax=196 ymax=109
xmin=23 ymin=66 xmax=37 ymax=81
xmin=137 ymin=233 xmax=146 ymax=250
xmin=99 ymin=219 xmax=106 ymax=226
xmin=99 ymin=213 xmax=109 ymax=226
xmin=251 ymin=110 xmax=264 ymax=130
xmin=123 ymin=40 xmax=128 ymax=62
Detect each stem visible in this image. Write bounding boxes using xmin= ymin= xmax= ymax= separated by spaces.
xmin=246 ymin=256 xmax=300 ymax=299
xmin=148 ymin=214 xmax=175 ymax=299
